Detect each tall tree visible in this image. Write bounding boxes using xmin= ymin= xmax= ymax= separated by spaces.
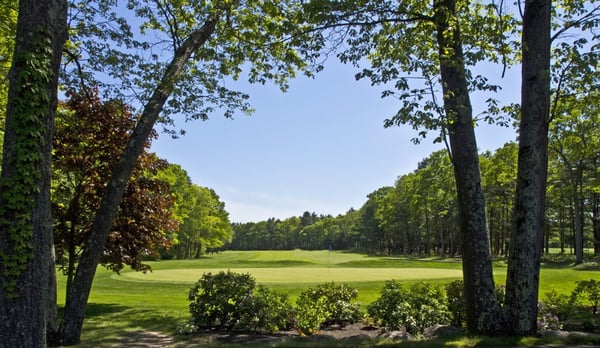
xmin=302 ymin=0 xmax=514 ymax=332
xmin=480 ymin=142 xmax=518 ymax=256
xmin=58 ymin=1 xmax=321 ymax=344
xmin=0 ymin=0 xmax=67 ymax=346
xmin=504 ymin=0 xmax=551 ymax=335
xmin=52 ymin=88 xmax=178 ymax=294
xmin=0 ymin=0 xmax=17 ymax=157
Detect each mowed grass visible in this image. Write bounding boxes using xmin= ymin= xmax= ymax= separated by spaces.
xmin=56 ymin=250 xmax=600 ymax=347
xmin=121 ymin=267 xmax=464 ymax=283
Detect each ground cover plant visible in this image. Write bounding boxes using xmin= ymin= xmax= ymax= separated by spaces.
xmin=55 ymin=250 xmax=600 ymax=347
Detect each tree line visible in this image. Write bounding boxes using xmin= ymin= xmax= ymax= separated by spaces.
xmin=1 ymin=0 xmax=598 ymax=346
xmin=229 ymin=134 xmax=600 ymax=260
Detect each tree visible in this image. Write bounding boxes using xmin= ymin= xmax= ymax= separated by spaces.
xmin=480 ymin=142 xmax=518 ymax=256
xmin=0 ymin=0 xmax=17 ymax=159
xmin=504 ymin=0 xmax=551 ymax=335
xmin=302 ymin=0 xmax=513 ymax=332
xmin=504 ymin=0 xmax=600 ymax=335
xmin=546 ymin=4 xmax=600 ymax=260
xmin=548 ymin=95 xmax=600 ymax=262
xmin=58 ymin=1 xmax=320 ymax=343
xmin=52 ymin=88 xmax=178 ymax=293
xmin=156 ymin=164 xmax=232 ymax=258
xmin=0 ymin=0 xmax=67 ymax=346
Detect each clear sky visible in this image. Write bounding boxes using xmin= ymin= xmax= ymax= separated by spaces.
xmin=150 ymin=60 xmax=519 ymax=223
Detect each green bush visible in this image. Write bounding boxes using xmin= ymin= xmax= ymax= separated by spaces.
xmin=367 ymin=281 xmax=451 ymax=334
xmin=570 ymin=279 xmax=600 ymax=314
xmin=295 ymin=295 xmax=330 ymax=335
xmin=445 ymin=280 xmax=466 ymax=328
xmin=236 ymin=285 xmax=294 ymax=333
xmin=293 ymin=282 xmax=361 ymax=335
xmin=303 ymin=282 xmax=362 ymax=326
xmin=188 ymin=270 xmax=292 ymax=333
xmin=542 ymin=289 xmax=572 ymax=321
xmin=444 ymin=280 xmax=506 ymax=329
xmin=188 ymin=271 xmax=256 ymax=329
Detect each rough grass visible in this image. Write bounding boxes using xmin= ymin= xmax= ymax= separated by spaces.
xmin=56 ymin=250 xmax=600 ymax=347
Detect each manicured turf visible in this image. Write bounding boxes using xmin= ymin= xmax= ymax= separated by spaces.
xmin=56 ymin=250 xmax=600 ymax=347
xmin=119 ymin=267 xmax=464 ymax=283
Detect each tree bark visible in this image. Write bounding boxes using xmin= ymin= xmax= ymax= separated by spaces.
xmin=57 ymin=16 xmax=219 ymax=346
xmin=433 ymin=0 xmax=501 ymax=334
xmin=0 ymin=0 xmax=67 ymax=346
xmin=504 ymin=0 xmax=551 ymax=335
xmin=593 ymin=193 xmax=600 ymax=254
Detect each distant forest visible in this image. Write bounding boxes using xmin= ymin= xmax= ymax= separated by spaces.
xmin=228 ymin=139 xmax=599 ymax=259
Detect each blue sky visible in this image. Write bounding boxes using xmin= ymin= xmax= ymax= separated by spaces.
xmin=151 ymin=61 xmax=519 ymax=223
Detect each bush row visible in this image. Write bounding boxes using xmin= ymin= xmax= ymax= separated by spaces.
xmin=182 ymin=271 xmax=600 ymax=335
xmin=184 ymin=270 xmax=361 ymax=335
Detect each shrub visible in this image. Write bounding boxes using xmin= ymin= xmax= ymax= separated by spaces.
xmin=444 ymin=280 xmax=506 ymax=328
xmin=300 ymin=282 xmax=362 ymax=327
xmin=537 ymin=301 xmax=563 ymax=330
xmin=445 ymin=280 xmax=466 ymax=328
xmin=188 ymin=271 xmax=256 ymax=330
xmin=295 ymin=295 xmax=330 ymax=336
xmin=293 ymin=282 xmax=361 ymax=335
xmin=236 ymin=285 xmax=294 ymax=333
xmin=367 ymin=281 xmax=451 ymax=334
xmin=542 ymin=289 xmax=571 ymax=321
xmin=570 ymin=279 xmax=600 ymax=314
xmin=188 ymin=270 xmax=293 ymax=333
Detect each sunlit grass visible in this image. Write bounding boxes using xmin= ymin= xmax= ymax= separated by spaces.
xmin=120 ymin=267 xmax=463 ymax=283
xmin=57 ymin=250 xmax=600 ymax=347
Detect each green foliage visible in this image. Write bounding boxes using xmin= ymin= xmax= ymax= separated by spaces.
xmin=156 ymin=164 xmax=233 ymax=258
xmin=0 ymin=31 xmax=53 ymax=296
xmin=367 ymin=280 xmax=451 ymax=334
xmin=294 ymin=294 xmax=330 ymax=336
xmin=540 ymin=280 xmax=600 ymax=331
xmin=52 ymin=88 xmax=178 ymax=278
xmin=236 ymin=285 xmax=293 ymax=333
xmin=541 ymin=290 xmax=572 ymax=321
xmin=188 ymin=270 xmax=256 ymax=329
xmin=0 ymin=0 xmax=16 ymax=134
xmin=296 ymin=282 xmax=362 ymax=328
xmin=65 ymin=0 xmax=323 ymax=135
xmin=445 ymin=280 xmax=466 ymax=328
xmin=187 ymin=270 xmax=292 ymax=333
xmin=570 ymin=279 xmax=600 ymax=314
xmin=443 ymin=279 xmax=506 ymax=329
xmin=53 ymin=251 xmax=600 ymax=345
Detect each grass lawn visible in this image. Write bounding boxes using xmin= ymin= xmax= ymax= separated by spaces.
xmin=56 ymin=250 xmax=600 ymax=347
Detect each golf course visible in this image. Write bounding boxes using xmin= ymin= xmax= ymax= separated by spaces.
xmin=56 ymin=250 xmax=600 ymax=347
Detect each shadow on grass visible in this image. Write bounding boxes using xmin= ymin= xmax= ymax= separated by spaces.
xmin=174 ymin=332 xmax=600 ymax=348
xmin=58 ymin=304 xmax=184 ymax=348
xmin=182 ymin=334 xmax=600 ymax=348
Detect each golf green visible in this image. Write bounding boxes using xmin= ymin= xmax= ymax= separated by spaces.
xmin=115 ymin=267 xmax=463 ymax=284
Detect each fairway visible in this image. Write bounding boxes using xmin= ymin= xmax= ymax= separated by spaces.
xmin=116 ymin=267 xmax=463 ymax=284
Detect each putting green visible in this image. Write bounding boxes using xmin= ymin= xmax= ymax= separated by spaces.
xmin=115 ymin=267 xmax=463 ymax=284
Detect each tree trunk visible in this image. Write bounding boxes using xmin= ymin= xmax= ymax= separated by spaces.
xmin=0 ymin=0 xmax=67 ymax=346
xmin=593 ymin=193 xmax=600 ymax=254
xmin=57 ymin=17 xmax=219 ymax=346
xmin=573 ymin=173 xmax=585 ymax=263
xmin=504 ymin=0 xmax=551 ymax=336
xmin=434 ymin=0 xmax=501 ymax=334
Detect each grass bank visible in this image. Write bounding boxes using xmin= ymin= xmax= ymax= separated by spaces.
xmin=56 ymin=250 xmax=600 ymax=347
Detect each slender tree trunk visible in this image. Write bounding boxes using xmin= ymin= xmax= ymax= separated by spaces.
xmin=593 ymin=193 xmax=600 ymax=254
xmin=573 ymin=175 xmax=585 ymax=263
xmin=504 ymin=0 xmax=551 ymax=335
xmin=0 ymin=0 xmax=67 ymax=346
xmin=57 ymin=18 xmax=219 ymax=345
xmin=434 ymin=0 xmax=501 ymax=334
